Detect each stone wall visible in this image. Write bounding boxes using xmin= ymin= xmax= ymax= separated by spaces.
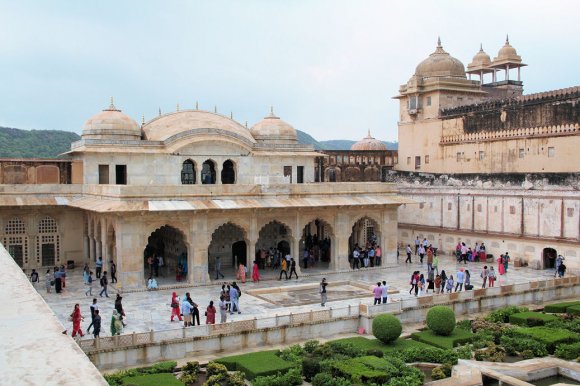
xmin=0 ymin=158 xmax=71 ymax=184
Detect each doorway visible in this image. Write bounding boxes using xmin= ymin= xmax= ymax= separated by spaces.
xmin=542 ymin=247 xmax=557 ymax=269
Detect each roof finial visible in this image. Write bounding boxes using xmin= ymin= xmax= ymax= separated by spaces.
xmin=506 ymin=34 xmax=509 ymax=44
xmin=214 ymin=105 xmax=217 ymax=113
xmin=367 ymin=129 xmax=371 ymax=137
xmin=195 ymin=101 xmax=199 ymax=110
xmin=245 ymin=121 xmax=248 ymax=128
xmin=107 ymin=96 xmax=117 ymax=111
xmin=437 ymin=36 xmax=442 ymax=48
xmin=141 ymin=114 xmax=145 ymax=125
xmin=158 ymin=108 xmax=162 ymax=117
xmin=268 ymin=105 xmax=276 ymax=117
xmin=480 ymin=43 xmax=483 ymax=51
xmin=176 ymin=103 xmax=180 ymax=112
xmin=230 ymin=111 xmax=233 ymax=119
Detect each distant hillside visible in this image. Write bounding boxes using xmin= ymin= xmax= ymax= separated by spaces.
xmin=0 ymin=127 xmax=80 ymax=158
xmin=319 ymin=139 xmax=398 ymax=150
xmin=296 ymin=130 xmax=326 ymax=150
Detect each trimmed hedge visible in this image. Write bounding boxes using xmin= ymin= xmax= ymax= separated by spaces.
xmin=567 ymin=305 xmax=580 ymax=315
xmin=426 ymin=306 xmax=456 ymax=336
xmin=411 ymin=329 xmax=474 ymax=349
xmin=486 ymin=306 xmax=529 ymax=323
xmin=330 ymin=337 xmax=431 ymax=353
xmin=393 ymin=346 xmax=458 ymax=365
xmin=509 ymin=312 xmax=558 ymax=326
xmin=252 ymin=368 xmax=302 ymax=386
xmin=543 ymin=301 xmax=580 ymax=313
xmin=372 ymin=314 xmax=402 ymax=343
xmin=121 ymin=373 xmax=182 ymax=386
xmin=499 ymin=335 xmax=548 ymax=357
xmin=554 ymin=341 xmax=580 ymax=361
xmin=510 ymin=327 xmax=579 ymax=353
xmin=331 ymin=356 xmax=423 ymax=385
xmin=104 ymin=361 xmax=178 ymax=386
xmin=215 ymin=350 xmax=296 ymax=380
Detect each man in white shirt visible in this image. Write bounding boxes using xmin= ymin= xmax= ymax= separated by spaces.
xmin=381 ymin=281 xmax=388 ymax=304
xmin=455 ymin=269 xmax=465 ymax=292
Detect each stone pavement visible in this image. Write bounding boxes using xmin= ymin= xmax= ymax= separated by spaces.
xmin=36 ymin=255 xmax=558 ymax=339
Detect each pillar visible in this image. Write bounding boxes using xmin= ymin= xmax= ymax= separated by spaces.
xmin=381 ymin=207 xmax=399 ymax=265
xmin=84 ymin=235 xmax=90 ymax=261
xmin=334 ymin=212 xmax=352 ymax=271
xmin=196 ymin=166 xmax=202 ymax=186
xmin=89 ymin=237 xmax=95 ymax=262
xmin=191 ymin=215 xmax=210 ymax=284
xmin=115 ymin=219 xmax=146 ymax=290
xmin=216 ymin=162 xmax=222 ymax=185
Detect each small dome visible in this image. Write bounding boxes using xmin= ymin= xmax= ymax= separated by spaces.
xmin=415 ymin=38 xmax=466 ymax=79
xmin=351 ymin=130 xmax=387 ymax=151
xmin=467 ymin=44 xmax=492 ymax=71
xmin=250 ymin=108 xmax=298 ymax=145
xmin=82 ymin=98 xmax=141 ymax=140
xmin=494 ymin=36 xmax=522 ymax=63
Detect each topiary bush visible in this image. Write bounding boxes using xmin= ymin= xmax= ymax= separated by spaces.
xmin=427 ymin=306 xmax=456 ymax=336
xmin=431 ymin=363 xmax=452 ymax=380
xmin=554 ymin=342 xmax=580 ymax=361
xmin=252 ymin=368 xmax=302 ymax=386
xmin=372 ymin=313 xmax=403 ymax=343
xmin=312 ymin=373 xmax=351 ymax=386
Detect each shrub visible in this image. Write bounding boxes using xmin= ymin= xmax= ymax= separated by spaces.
xmin=330 ymin=336 xmax=431 ymax=354
xmin=554 ymin=342 xmax=580 ymax=360
xmin=122 ymin=373 xmax=183 ymax=386
xmin=474 ymin=344 xmax=506 ymax=362
xmin=252 ymin=368 xmax=302 ymax=386
xmin=431 ymin=363 xmax=452 ymax=380
xmin=206 ymin=362 xmax=229 ymax=378
xmin=372 ymin=313 xmax=403 ymax=343
xmin=543 ymin=301 xmax=580 ymax=313
xmin=486 ymin=306 xmax=529 ymax=323
xmin=228 ymin=371 xmax=246 ymax=386
xmin=182 ymin=361 xmax=200 ymax=375
xmin=427 ymin=306 xmax=456 ymax=336
xmin=411 ymin=329 xmax=473 ymax=349
xmin=456 ymin=319 xmax=472 ymax=331
xmin=545 ymin=317 xmax=580 ymax=334
xmin=366 ymin=348 xmax=384 ymax=358
xmin=216 ymin=351 xmax=296 ymax=380
xmin=279 ymin=344 xmax=304 ymax=364
xmin=304 ymin=340 xmax=320 ymax=354
xmin=394 ymin=346 xmax=458 ymax=365
xmin=568 ymin=305 xmax=580 ymax=316
xmin=455 ymin=344 xmax=474 ymax=359
xmin=510 ymin=326 xmax=579 ymax=353
xmin=302 ymin=357 xmax=321 ymax=382
xmin=180 ymin=373 xmax=198 ymax=386
xmin=312 ymin=373 xmax=351 ymax=386
xmin=331 ymin=356 xmax=423 ymax=386
xmin=499 ymin=335 xmax=548 ymax=357
xmin=509 ymin=312 xmax=558 ymax=326
xmin=325 ymin=341 xmax=365 ymax=358
xmin=203 ymin=374 xmax=225 ymax=386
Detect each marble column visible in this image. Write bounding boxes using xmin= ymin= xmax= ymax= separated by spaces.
xmin=191 ymin=215 xmax=210 ymax=284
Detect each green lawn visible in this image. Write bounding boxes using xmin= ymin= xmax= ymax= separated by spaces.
xmin=509 ymin=312 xmax=559 ymax=326
xmin=411 ymin=329 xmax=474 ymax=349
xmin=511 ymin=327 xmax=579 ymax=353
xmin=121 ymin=373 xmax=182 ymax=386
xmin=331 ymin=336 xmax=432 ymax=353
xmin=215 ymin=350 xmax=296 ymax=380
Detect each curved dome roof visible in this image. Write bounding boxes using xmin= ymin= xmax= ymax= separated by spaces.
xmin=142 ymin=110 xmax=256 ymax=145
xmin=493 ymin=36 xmax=522 ymax=64
xmin=82 ymin=99 xmax=141 ymax=140
xmin=415 ymin=38 xmax=466 ymax=79
xmin=351 ymin=130 xmax=387 ymax=151
xmin=467 ymin=44 xmax=492 ymax=71
xmin=250 ymin=108 xmax=298 ymax=144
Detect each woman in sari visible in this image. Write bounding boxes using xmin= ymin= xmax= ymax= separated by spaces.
xmin=503 ymin=252 xmax=510 ymax=273
xmin=70 ymin=304 xmax=84 ymax=338
xmin=170 ymin=292 xmax=182 ymax=322
xmin=206 ymin=301 xmax=216 ymax=324
xmin=498 ymin=255 xmax=506 ymax=275
xmin=252 ymin=260 xmax=260 ymax=282
xmin=111 ymin=309 xmax=123 ymax=336
xmin=238 ymin=263 xmax=246 ymax=283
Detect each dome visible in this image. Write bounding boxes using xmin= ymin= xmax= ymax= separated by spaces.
xmin=493 ymin=35 xmax=522 ymax=64
xmin=415 ymin=38 xmax=466 ymax=79
xmin=142 ymin=110 xmax=256 ymax=145
xmin=351 ymin=130 xmax=387 ymax=151
xmin=467 ymin=44 xmax=492 ymax=71
xmin=82 ymin=98 xmax=141 ymax=140
xmin=250 ymin=108 xmax=298 ymax=145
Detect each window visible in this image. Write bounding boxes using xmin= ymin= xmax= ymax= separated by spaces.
xmin=221 ymin=160 xmax=236 ymax=184
xmin=201 ymin=160 xmax=216 ymax=184
xmin=284 ymin=166 xmax=292 ymax=183
xmin=548 ymin=147 xmax=555 ymax=158
xmin=98 ymin=165 xmax=109 ymax=184
xmin=510 ymin=206 xmax=516 ymax=215
xmin=115 ymin=165 xmax=127 ymax=185
xmin=456 ymin=152 xmax=462 ymax=162
xmin=479 ymin=151 xmax=485 ymax=160
xmin=425 ymin=155 xmax=430 ymax=164
xmin=408 ymin=96 xmax=418 ymax=110
xmin=181 ymin=160 xmax=196 ymax=184
xmin=297 ymin=166 xmax=304 ymax=184
xmin=426 ymin=96 xmax=432 ymax=106
xmin=519 ymin=149 xmax=525 ymax=159
xmin=3 ymin=217 xmax=28 ymax=267
xmin=448 ymin=203 xmax=452 ymax=211
xmin=415 ymin=156 xmax=421 ymax=170
xmin=37 ymin=216 xmax=59 ymax=266
xmin=407 ymin=157 xmax=411 ymax=165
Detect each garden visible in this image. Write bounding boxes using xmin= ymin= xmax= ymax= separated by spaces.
xmin=104 ymin=301 xmax=580 ymax=386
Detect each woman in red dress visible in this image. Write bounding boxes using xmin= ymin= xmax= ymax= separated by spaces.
xmin=498 ymin=255 xmax=506 ymax=275
xmin=206 ymin=301 xmax=216 ymax=324
xmin=71 ymin=303 xmax=84 ymax=337
xmin=252 ymin=260 xmax=260 ymax=282
xmin=170 ymin=292 xmax=182 ymax=322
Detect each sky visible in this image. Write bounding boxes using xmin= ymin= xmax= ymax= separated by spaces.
xmin=0 ymin=1 xmax=579 ymax=142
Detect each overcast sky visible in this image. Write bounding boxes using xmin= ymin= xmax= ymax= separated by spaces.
xmin=1 ymin=1 xmax=579 ymax=142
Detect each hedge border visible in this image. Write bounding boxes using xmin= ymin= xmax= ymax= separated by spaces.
xmin=215 ymin=350 xmax=296 ymax=380
xmin=411 ymin=329 xmax=474 ymax=349
xmin=543 ymin=301 xmax=580 ymax=313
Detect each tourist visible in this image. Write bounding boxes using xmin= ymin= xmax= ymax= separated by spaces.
xmin=215 ymin=256 xmax=225 ymax=280
xmin=279 ymin=258 xmax=288 ymax=280
xmin=45 ymin=269 xmax=52 ymax=293
xmin=99 ymin=271 xmax=109 ymax=297
xmin=418 ymin=244 xmax=425 ymax=264
xmin=488 ymin=267 xmax=496 ymax=287
xmin=86 ymin=298 xmax=98 ymax=334
xmin=181 ymin=295 xmax=192 ymax=327
xmin=30 ymin=269 xmax=39 ymax=286
xmin=229 ymin=284 xmax=241 ymax=315
xmin=440 ymin=270 xmax=448 ymax=286
xmin=373 ymin=282 xmax=382 ymax=305
xmin=405 ymin=244 xmax=412 ymax=263
xmin=414 ymin=237 xmax=420 ymax=255
xmin=60 ymin=265 xmax=67 ymax=289
xmin=110 ymin=261 xmax=117 ymax=283
xmin=352 ymin=247 xmax=360 ymax=269
xmin=289 ymin=258 xmax=298 ymax=279
xmin=498 ymin=255 xmax=506 ymax=275
xmin=96 ymin=256 xmax=103 ymax=279
xmin=460 ymin=242 xmax=468 ymax=264
xmin=409 ymin=271 xmax=419 ymax=296
xmin=375 ymin=245 xmax=382 ymax=266
xmin=92 ymin=310 xmax=101 ymax=338
xmin=426 ymin=247 xmax=434 ymax=272
xmin=147 ymin=276 xmax=158 ymax=290
xmin=435 ymin=274 xmax=442 ymax=294
xmin=54 ymin=266 xmax=63 ymax=294
xmin=85 ymin=271 xmax=94 ymax=296
xmin=446 ymin=275 xmax=454 ymax=293
xmin=231 ymin=282 xmax=242 ymax=311
xmin=465 ymin=269 xmax=471 ymax=290
xmin=221 ymin=284 xmax=231 ymax=312
xmin=111 ymin=309 xmax=123 ymax=335
xmin=252 ymin=260 xmax=260 ymax=282
xmin=176 ymin=263 xmax=183 ymax=282
xmin=153 ymin=255 xmax=160 ymax=277
xmin=320 ymin=278 xmax=328 ymax=307
xmin=219 ymin=296 xmax=227 ymax=323
xmin=368 ymin=246 xmax=375 ymax=267
xmin=83 ymin=263 xmax=90 ymax=284
xmin=426 ymin=270 xmax=435 ymax=294
xmin=481 ymin=266 xmax=488 ymax=288
xmin=432 ymin=254 xmax=439 ymax=275
xmin=205 ymin=301 xmax=216 ymax=324
xmin=187 ymin=293 xmax=200 ymax=326
xmin=503 ymin=252 xmax=510 ymax=273
xmin=455 ymin=242 xmax=462 ymax=261
xmin=70 ymin=304 xmax=84 ymax=338
xmin=170 ymin=292 xmax=182 ymax=322
xmin=558 ymin=262 xmax=567 ymax=278
xmin=302 ymin=248 xmax=309 ymax=269
xmin=381 ymin=280 xmax=388 ymax=303
xmin=237 ymin=262 xmax=246 ymax=283
xmin=455 ymin=268 xmax=465 ymax=292
xmin=417 ymin=273 xmax=425 ymax=296
xmin=554 ymin=255 xmax=563 ymax=278
xmin=115 ymin=294 xmax=127 ymax=327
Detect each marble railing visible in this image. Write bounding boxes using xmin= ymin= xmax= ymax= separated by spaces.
xmin=441 ymin=124 xmax=580 ymax=144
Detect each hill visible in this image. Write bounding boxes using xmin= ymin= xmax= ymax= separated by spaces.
xmin=296 ymin=130 xmax=326 ymax=150
xmin=0 ymin=127 xmax=80 ymax=158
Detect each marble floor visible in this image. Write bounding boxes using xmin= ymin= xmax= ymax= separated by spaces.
xmin=36 ymin=255 xmax=559 ymax=339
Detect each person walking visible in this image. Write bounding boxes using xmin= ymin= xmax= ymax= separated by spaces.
xmin=488 ymin=267 xmax=496 ymax=287
xmin=418 ymin=245 xmax=426 ymax=264
xmin=219 ymin=296 xmax=227 ymax=323
xmin=110 ymin=261 xmax=117 ymax=284
xmin=70 ymin=304 xmax=84 ymax=338
xmin=435 ymin=274 xmax=442 ymax=294
xmin=373 ymin=282 xmax=382 ymax=305
xmin=279 ymin=257 xmax=288 ymax=280
xmin=206 ymin=301 xmax=216 ymax=324
xmin=418 ymin=273 xmax=425 ymax=296
xmin=54 ymin=267 xmax=63 ymax=294
xmin=465 ymin=269 xmax=472 ymax=290
xmin=554 ymin=255 xmax=563 ymax=278
xmin=115 ymin=294 xmax=126 ymax=327
xmin=99 ymin=271 xmax=109 ymax=297
xmin=45 ymin=269 xmax=52 ymax=293
xmin=409 ymin=271 xmax=419 ymax=296
xmin=446 ymin=275 xmax=454 ymax=293
xmin=414 ymin=237 xmax=420 ymax=255
xmin=95 ymin=257 xmax=103 ymax=279
xmin=427 ymin=247 xmax=434 ymax=272
xmin=229 ymin=284 xmax=241 ymax=315
xmin=375 ymin=245 xmax=382 ymax=267
xmin=170 ymin=292 xmax=182 ymax=322
xmin=381 ymin=280 xmax=388 ymax=303
xmin=405 ymin=245 xmax=412 ymax=263
xmin=214 ymin=256 xmax=225 ymax=280
xmin=503 ymin=252 xmax=510 ymax=273
xmin=481 ymin=266 xmax=489 ymax=288
xmin=320 ymin=278 xmax=328 ymax=307
xmin=187 ymin=293 xmax=200 ymax=326
xmin=86 ymin=298 xmax=98 ymax=334
xmin=432 ymin=254 xmax=439 ymax=275
xmin=85 ymin=271 xmax=94 ymax=296
xmin=252 ymin=260 xmax=260 ymax=282
xmin=558 ymin=262 xmax=567 ymax=278
xmin=455 ymin=268 xmax=465 ymax=292
xmin=288 ymin=258 xmax=298 ymax=279
xmin=237 ymin=263 xmax=246 ymax=283
xmin=92 ymin=310 xmax=101 ymax=338
xmin=82 ymin=264 xmax=89 ymax=285
xmin=110 ymin=309 xmax=123 ymax=336
xmin=181 ymin=295 xmax=192 ymax=327
xmin=30 ymin=269 xmax=39 ymax=286
xmin=498 ymin=255 xmax=506 ymax=275
xmin=427 ymin=270 xmax=435 ymax=294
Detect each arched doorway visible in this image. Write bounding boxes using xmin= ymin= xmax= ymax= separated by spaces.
xmin=255 ymin=221 xmax=292 ymax=270
xmin=542 ymin=247 xmax=557 ymax=269
xmin=349 ymin=216 xmax=381 ymax=266
xmin=143 ymin=225 xmax=188 ymax=284
xmin=221 ymin=159 xmax=236 ymax=184
xmin=181 ymin=159 xmax=196 ymax=184
xmin=201 ymin=160 xmax=216 ymax=184
xmin=208 ymin=223 xmax=247 ymax=278
xmin=300 ymin=218 xmax=333 ymax=269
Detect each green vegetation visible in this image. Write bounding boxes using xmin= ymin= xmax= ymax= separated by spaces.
xmin=393 ymin=346 xmax=458 ymax=365
xmin=252 ymin=368 xmax=303 ymax=386
xmin=554 ymin=342 xmax=580 ymax=361
xmin=332 ymin=356 xmax=423 ymax=386
xmin=509 ymin=312 xmax=559 ymax=326
xmin=0 ymin=127 xmax=80 ymax=158
xmin=499 ymin=335 xmax=548 ymax=357
xmin=121 ymin=373 xmax=182 ymax=386
xmin=567 ymin=305 xmax=580 ymax=316
xmin=510 ymin=327 xmax=579 ymax=353
xmin=543 ymin=301 xmax=580 ymax=314
xmin=486 ymin=306 xmax=529 ymax=323
xmin=179 ymin=361 xmax=199 ymax=385
xmin=215 ymin=350 xmax=296 ymax=380
xmin=411 ymin=329 xmax=474 ymax=349
xmin=431 ymin=363 xmax=453 ymax=380
xmin=104 ymin=361 xmax=177 ymax=386
xmin=372 ymin=314 xmax=403 ymax=343
xmin=426 ymin=306 xmax=456 ymax=336
xmin=331 ymin=337 xmax=431 ymax=353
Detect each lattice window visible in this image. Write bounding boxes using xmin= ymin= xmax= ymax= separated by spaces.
xmin=36 ymin=217 xmax=60 ymax=265
xmin=5 ymin=218 xmax=26 ymax=234
xmin=4 ymin=236 xmax=28 ymax=267
xmin=38 ymin=217 xmax=58 ymax=233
